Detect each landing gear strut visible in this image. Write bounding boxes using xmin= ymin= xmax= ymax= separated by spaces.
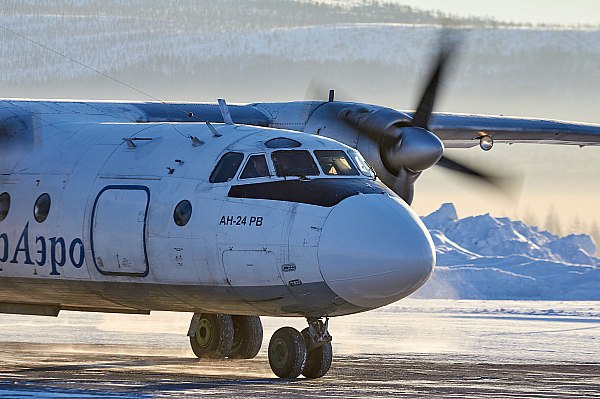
xmin=301 ymin=317 xmax=333 ymax=379
xmin=267 ymin=317 xmax=333 ymax=379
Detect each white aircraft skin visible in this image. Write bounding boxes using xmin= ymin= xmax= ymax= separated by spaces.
xmin=0 ymin=117 xmax=433 ymax=317
xmin=0 ymin=97 xmax=599 ymax=378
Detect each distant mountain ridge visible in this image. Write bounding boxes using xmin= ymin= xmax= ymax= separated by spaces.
xmin=415 ymin=203 xmax=600 ymax=300
xmin=0 ymin=0 xmax=512 ymax=32
xmin=1 ymin=0 xmax=599 ymax=121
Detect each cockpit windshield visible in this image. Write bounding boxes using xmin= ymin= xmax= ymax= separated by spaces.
xmin=271 ymin=150 xmax=320 ymax=178
xmin=210 ymin=152 xmax=244 ymax=183
xmin=240 ymin=154 xmax=270 ymax=179
xmin=348 ymin=149 xmax=375 ymax=178
xmin=314 ymin=150 xmax=359 ymax=176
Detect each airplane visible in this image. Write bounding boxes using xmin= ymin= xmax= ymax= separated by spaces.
xmin=1 ymin=43 xmax=600 ymax=379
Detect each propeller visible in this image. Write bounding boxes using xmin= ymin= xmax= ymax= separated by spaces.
xmin=332 ymin=34 xmax=507 ymax=203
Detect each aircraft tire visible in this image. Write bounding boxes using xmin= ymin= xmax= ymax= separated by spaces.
xmin=189 ymin=313 xmax=234 ymax=359
xmin=268 ymin=327 xmax=307 ymax=378
xmin=228 ymin=315 xmax=263 ymax=359
xmin=301 ymin=327 xmax=333 ymax=379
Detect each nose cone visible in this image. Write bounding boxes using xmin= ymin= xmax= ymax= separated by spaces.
xmin=318 ymin=194 xmax=435 ymax=309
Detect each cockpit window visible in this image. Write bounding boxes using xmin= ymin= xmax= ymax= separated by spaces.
xmin=240 ymin=154 xmax=270 ymax=179
xmin=348 ymin=149 xmax=375 ymax=177
xmin=210 ymin=152 xmax=244 ymax=183
xmin=314 ymin=150 xmax=359 ymax=176
xmin=271 ymin=150 xmax=320 ymax=178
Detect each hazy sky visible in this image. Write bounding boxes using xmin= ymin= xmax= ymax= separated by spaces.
xmin=372 ymin=0 xmax=600 ymax=26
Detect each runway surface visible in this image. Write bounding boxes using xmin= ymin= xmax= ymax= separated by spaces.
xmin=0 ymin=300 xmax=599 ymax=398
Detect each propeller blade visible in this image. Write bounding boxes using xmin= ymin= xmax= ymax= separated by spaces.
xmin=304 ymin=78 xmax=325 ymax=101
xmin=305 ymin=33 xmax=520 ymax=204
xmin=411 ymin=39 xmax=456 ymax=130
xmin=304 ymin=78 xmax=355 ymax=102
xmin=436 ymin=155 xmax=516 ymax=194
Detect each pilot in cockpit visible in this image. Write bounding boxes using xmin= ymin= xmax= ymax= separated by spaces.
xmin=241 ymin=155 xmax=270 ymax=179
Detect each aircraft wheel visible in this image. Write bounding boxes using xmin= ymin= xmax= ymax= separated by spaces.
xmin=268 ymin=327 xmax=307 ymax=378
xmin=228 ymin=315 xmax=263 ymax=359
xmin=189 ymin=313 xmax=234 ymax=358
xmin=301 ymin=327 xmax=333 ymax=379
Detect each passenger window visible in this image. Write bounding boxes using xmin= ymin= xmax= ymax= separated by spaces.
xmin=314 ymin=150 xmax=359 ymax=176
xmin=173 ymin=200 xmax=192 ymax=226
xmin=348 ymin=149 xmax=375 ymax=177
xmin=0 ymin=192 xmax=9 ymax=222
xmin=271 ymin=150 xmax=320 ymax=178
xmin=265 ymin=137 xmax=301 ymax=149
xmin=240 ymin=154 xmax=270 ymax=179
xmin=209 ymin=152 xmax=244 ymax=183
xmin=34 ymin=193 xmax=51 ymax=223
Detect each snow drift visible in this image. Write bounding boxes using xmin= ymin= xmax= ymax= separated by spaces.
xmin=415 ymin=203 xmax=600 ymax=299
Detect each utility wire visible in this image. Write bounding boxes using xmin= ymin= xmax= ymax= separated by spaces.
xmin=0 ymin=23 xmax=200 ymax=133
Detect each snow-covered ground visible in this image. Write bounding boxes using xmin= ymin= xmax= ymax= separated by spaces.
xmin=0 ymin=299 xmax=598 ymax=363
xmin=416 ymin=203 xmax=600 ymax=300
xmin=0 ymin=300 xmax=598 ymax=397
xmin=279 ymin=299 xmax=600 ymax=363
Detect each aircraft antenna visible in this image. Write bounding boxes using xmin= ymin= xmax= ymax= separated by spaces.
xmin=0 ymin=24 xmax=202 ymax=127
xmin=217 ymin=99 xmax=234 ymax=125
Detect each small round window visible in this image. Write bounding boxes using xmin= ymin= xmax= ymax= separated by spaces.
xmin=34 ymin=193 xmax=51 ymax=223
xmin=0 ymin=192 xmax=10 ymax=222
xmin=173 ymin=200 xmax=192 ymax=226
xmin=265 ymin=137 xmax=301 ymax=149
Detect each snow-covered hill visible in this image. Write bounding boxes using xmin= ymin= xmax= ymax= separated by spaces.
xmin=1 ymin=1 xmax=599 ymax=112
xmin=415 ymin=203 xmax=600 ymax=300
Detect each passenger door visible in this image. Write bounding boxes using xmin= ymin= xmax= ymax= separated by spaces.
xmin=91 ymin=185 xmax=150 ymax=276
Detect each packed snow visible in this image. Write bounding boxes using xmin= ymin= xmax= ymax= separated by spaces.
xmin=1 ymin=300 xmax=599 ymax=397
xmin=416 ymin=203 xmax=600 ymax=299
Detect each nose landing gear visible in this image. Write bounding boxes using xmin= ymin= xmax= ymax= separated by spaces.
xmin=301 ymin=317 xmax=333 ymax=379
xmin=267 ymin=317 xmax=333 ymax=379
xmin=268 ymin=327 xmax=307 ymax=378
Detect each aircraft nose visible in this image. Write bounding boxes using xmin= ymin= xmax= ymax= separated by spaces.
xmin=318 ymin=194 xmax=435 ymax=309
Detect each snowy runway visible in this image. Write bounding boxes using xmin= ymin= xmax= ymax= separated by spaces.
xmin=0 ymin=300 xmax=598 ymax=398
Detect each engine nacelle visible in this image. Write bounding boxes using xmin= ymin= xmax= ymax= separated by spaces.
xmin=302 ymin=102 xmax=438 ymax=204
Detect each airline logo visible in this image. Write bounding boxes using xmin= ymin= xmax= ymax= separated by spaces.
xmin=0 ymin=222 xmax=85 ymax=276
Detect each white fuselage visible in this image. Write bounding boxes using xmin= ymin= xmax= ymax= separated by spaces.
xmin=0 ymin=100 xmax=435 ymax=318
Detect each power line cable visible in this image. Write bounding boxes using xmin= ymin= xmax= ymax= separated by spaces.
xmin=0 ymin=23 xmax=200 ymax=135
